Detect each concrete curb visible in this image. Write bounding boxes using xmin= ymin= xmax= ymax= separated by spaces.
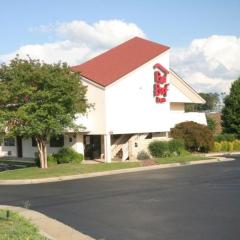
xmin=0 ymin=157 xmax=235 ymax=185
xmin=0 ymin=205 xmax=95 ymax=240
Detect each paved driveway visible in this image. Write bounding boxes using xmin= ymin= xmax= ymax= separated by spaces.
xmin=0 ymin=158 xmax=240 ymax=240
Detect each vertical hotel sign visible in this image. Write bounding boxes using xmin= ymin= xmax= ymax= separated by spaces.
xmin=153 ymin=63 xmax=169 ymax=103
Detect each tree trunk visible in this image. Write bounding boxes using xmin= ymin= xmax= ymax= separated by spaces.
xmin=36 ymin=137 xmax=48 ymax=169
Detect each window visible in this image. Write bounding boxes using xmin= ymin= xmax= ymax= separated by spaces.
xmin=50 ymin=135 xmax=64 ymax=147
xmin=4 ymin=137 xmax=15 ymax=146
xmin=32 ymin=137 xmax=37 ymax=147
xmin=145 ymin=133 xmax=153 ymax=139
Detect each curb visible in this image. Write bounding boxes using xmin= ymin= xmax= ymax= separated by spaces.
xmin=0 ymin=205 xmax=95 ymax=240
xmin=0 ymin=157 xmax=235 ymax=185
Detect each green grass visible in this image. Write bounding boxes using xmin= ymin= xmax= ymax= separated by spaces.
xmin=0 ymin=209 xmax=47 ymax=240
xmin=0 ymin=162 xmax=140 ymax=180
xmin=155 ymin=155 xmax=211 ymax=164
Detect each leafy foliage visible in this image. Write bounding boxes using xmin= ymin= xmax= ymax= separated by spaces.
xmin=0 ymin=57 xmax=90 ymax=168
xmin=148 ymin=139 xmax=186 ymax=158
xmin=214 ymin=133 xmax=236 ymax=142
xmin=137 ymin=150 xmax=150 ymax=160
xmin=185 ymin=92 xmax=219 ymax=112
xmin=53 ymin=147 xmax=84 ymax=164
xmin=212 ymin=140 xmax=240 ymax=152
xmin=170 ymin=121 xmax=214 ymax=152
xmin=207 ymin=117 xmax=216 ymax=132
xmin=148 ymin=141 xmax=170 ymax=158
xmin=222 ymin=77 xmax=240 ymax=136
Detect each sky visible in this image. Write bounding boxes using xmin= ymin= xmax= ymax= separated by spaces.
xmin=1 ymin=0 xmax=240 ymax=93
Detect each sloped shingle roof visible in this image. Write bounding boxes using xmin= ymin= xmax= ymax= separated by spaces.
xmin=71 ymin=37 xmax=169 ymax=87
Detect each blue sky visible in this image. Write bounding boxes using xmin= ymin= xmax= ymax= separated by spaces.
xmin=1 ymin=0 xmax=240 ymax=53
xmin=0 ymin=0 xmax=240 ymax=93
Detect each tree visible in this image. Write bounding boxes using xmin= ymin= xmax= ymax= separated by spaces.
xmin=206 ymin=116 xmax=216 ymax=132
xmin=185 ymin=92 xmax=219 ymax=112
xmin=222 ymin=77 xmax=240 ymax=136
xmin=0 ymin=57 xmax=90 ymax=168
xmin=170 ymin=121 xmax=214 ymax=152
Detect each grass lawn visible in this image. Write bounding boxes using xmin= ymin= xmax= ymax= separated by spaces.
xmin=0 ymin=162 xmax=140 ymax=180
xmin=155 ymin=155 xmax=211 ymax=164
xmin=0 ymin=209 xmax=47 ymax=240
xmin=0 ymin=155 xmax=213 ymax=180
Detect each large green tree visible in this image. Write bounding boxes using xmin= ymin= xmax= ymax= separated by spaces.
xmin=0 ymin=57 xmax=90 ymax=168
xmin=222 ymin=77 xmax=240 ymax=135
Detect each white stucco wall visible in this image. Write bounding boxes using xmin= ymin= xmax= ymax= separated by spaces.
xmin=21 ymin=133 xmax=84 ymax=158
xmin=80 ymin=79 xmax=106 ymax=134
xmin=0 ymin=146 xmax=17 ymax=157
xmin=104 ymin=51 xmax=171 ymax=134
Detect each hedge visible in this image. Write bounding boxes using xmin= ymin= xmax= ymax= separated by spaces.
xmin=212 ymin=140 xmax=240 ymax=152
xmin=148 ymin=139 xmax=186 ymax=158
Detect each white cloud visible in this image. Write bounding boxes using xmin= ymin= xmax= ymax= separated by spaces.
xmin=171 ymin=35 xmax=240 ymax=93
xmin=0 ymin=19 xmax=146 ymax=65
xmin=1 ymin=24 xmax=238 ymax=94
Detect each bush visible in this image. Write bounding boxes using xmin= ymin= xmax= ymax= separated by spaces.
xmin=148 ymin=141 xmax=170 ymax=158
xmin=148 ymin=139 xmax=186 ymax=158
xmin=207 ymin=117 xmax=216 ymax=132
xmin=212 ymin=142 xmax=222 ymax=152
xmin=233 ymin=140 xmax=240 ymax=151
xmin=53 ymin=147 xmax=83 ymax=164
xmin=35 ymin=154 xmax=57 ymax=167
xmin=137 ymin=150 xmax=150 ymax=160
xmin=170 ymin=121 xmax=214 ymax=152
xmin=214 ymin=133 xmax=236 ymax=142
xmin=168 ymin=139 xmax=185 ymax=154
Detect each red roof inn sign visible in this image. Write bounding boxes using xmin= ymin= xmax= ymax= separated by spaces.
xmin=153 ymin=63 xmax=169 ymax=103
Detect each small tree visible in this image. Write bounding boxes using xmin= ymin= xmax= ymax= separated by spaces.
xmin=170 ymin=121 xmax=214 ymax=152
xmin=222 ymin=77 xmax=240 ymax=136
xmin=206 ymin=117 xmax=216 ymax=132
xmin=0 ymin=57 xmax=90 ymax=168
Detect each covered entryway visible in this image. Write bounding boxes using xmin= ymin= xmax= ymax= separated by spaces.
xmin=84 ymin=135 xmax=102 ymax=160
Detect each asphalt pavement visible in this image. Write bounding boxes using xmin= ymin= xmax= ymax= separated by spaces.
xmin=0 ymin=158 xmax=240 ymax=240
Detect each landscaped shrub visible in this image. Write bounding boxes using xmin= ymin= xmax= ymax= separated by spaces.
xmin=35 ymin=154 xmax=57 ymax=167
xmin=220 ymin=141 xmax=231 ymax=152
xmin=170 ymin=121 xmax=214 ymax=152
xmin=168 ymin=139 xmax=185 ymax=154
xmin=148 ymin=141 xmax=170 ymax=158
xmin=212 ymin=140 xmax=240 ymax=152
xmin=214 ymin=133 xmax=236 ymax=142
xmin=54 ymin=147 xmax=84 ymax=164
xmin=137 ymin=150 xmax=150 ymax=160
xmin=207 ymin=117 xmax=216 ymax=132
xmin=148 ymin=139 xmax=187 ymax=158
xmin=233 ymin=140 xmax=240 ymax=151
xmin=212 ymin=142 xmax=222 ymax=152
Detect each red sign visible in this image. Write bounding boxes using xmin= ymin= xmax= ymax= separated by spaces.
xmin=153 ymin=63 xmax=169 ymax=103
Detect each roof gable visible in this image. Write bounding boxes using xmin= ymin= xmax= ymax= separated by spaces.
xmin=169 ymin=69 xmax=206 ymax=104
xmin=71 ymin=37 xmax=169 ymax=87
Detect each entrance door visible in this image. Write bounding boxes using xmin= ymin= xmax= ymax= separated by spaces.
xmin=84 ymin=135 xmax=101 ymax=160
xmin=16 ymin=136 xmax=23 ymax=158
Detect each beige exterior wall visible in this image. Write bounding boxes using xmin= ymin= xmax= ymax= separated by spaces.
xmin=128 ymin=133 xmax=170 ymax=159
xmin=0 ymin=133 xmax=85 ymax=159
xmin=170 ymin=103 xmax=185 ymax=112
xmin=82 ymin=79 xmax=106 ymax=134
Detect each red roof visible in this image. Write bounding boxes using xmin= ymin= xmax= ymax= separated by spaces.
xmin=71 ymin=37 xmax=170 ymax=87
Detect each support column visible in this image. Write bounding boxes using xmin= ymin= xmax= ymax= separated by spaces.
xmin=104 ymin=134 xmax=111 ymax=163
